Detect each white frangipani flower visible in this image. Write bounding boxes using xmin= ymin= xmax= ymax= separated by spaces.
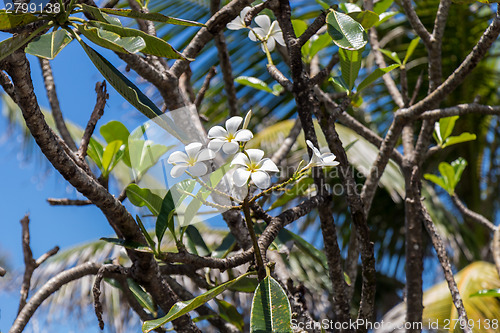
xmin=227 ymin=6 xmax=252 ymax=30
xmin=248 ymin=15 xmax=285 ymax=52
xmin=167 ymin=142 xmax=215 ymax=178
xmin=304 ymin=140 xmax=340 ymax=169
xmin=208 ymin=116 xmax=253 ymax=154
xmin=231 ymin=149 xmax=279 ymax=189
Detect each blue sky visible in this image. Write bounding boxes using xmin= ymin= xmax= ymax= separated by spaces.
xmin=0 ymin=32 xmax=151 ymax=332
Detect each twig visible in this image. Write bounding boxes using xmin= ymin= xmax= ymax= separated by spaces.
xmin=18 ymin=215 xmax=60 ymax=314
xmin=0 ymin=71 xmax=19 ymax=103
xmin=267 ymin=64 xmax=293 ymax=91
xmin=243 ymin=197 xmax=266 ymax=280
xmin=244 ymin=1 xmax=270 ymax=27
xmin=420 ymin=103 xmax=500 ymax=119
xmin=93 ymin=264 xmax=129 ymax=330
xmin=493 ymin=228 xmax=500 ymax=277
xmin=420 ymin=201 xmax=471 ymax=333
xmin=451 ymin=195 xmax=496 ymax=231
xmin=400 ymin=0 xmax=433 ymax=47
xmin=409 ymin=71 xmax=424 ymax=106
xmin=78 ymin=81 xmax=108 ymax=159
xmin=47 ymin=198 xmax=92 ymax=206
xmin=10 ymin=262 xmax=101 ymax=333
xmin=297 ymin=11 xmax=327 ymax=47
xmin=310 ymin=53 xmax=340 ymax=86
xmin=39 ymin=58 xmax=77 ymax=151
xmin=194 ymin=67 xmax=217 ymax=109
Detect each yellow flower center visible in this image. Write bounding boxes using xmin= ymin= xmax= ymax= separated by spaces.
xmin=226 ymin=133 xmax=235 ymax=142
xmin=248 ymin=162 xmax=259 ymax=172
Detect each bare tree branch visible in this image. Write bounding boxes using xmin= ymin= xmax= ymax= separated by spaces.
xmin=78 ymin=81 xmax=108 ymax=159
xmin=39 ymin=58 xmax=77 ymax=151
xmin=10 ymin=262 xmax=101 ymax=333
xmin=195 ymin=66 xmax=217 ymax=109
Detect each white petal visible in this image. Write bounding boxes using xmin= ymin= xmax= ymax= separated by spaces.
xmin=171 ymin=164 xmax=187 ymax=178
xmin=225 ymin=116 xmax=243 ymax=134
xmin=240 ymin=6 xmax=252 ymax=20
xmin=309 ymin=154 xmax=322 ymax=167
xmin=233 ymin=168 xmax=251 ymax=187
xmin=270 ymin=21 xmax=282 ymax=35
xmin=234 ymin=129 xmax=253 ymax=142
xmin=251 ymin=171 xmax=271 ymax=189
xmin=185 ymin=142 xmax=202 ymax=159
xmin=231 ymin=152 xmax=250 ymax=167
xmin=266 ymin=37 xmax=276 ymax=52
xmin=246 ymin=149 xmax=265 ymax=164
xmin=189 ymin=162 xmax=208 ymax=176
xmin=222 ymin=141 xmax=240 ymax=154
xmin=208 ymin=139 xmax=224 ymax=152
xmin=306 ymin=140 xmax=315 ymax=150
xmin=167 ymin=151 xmax=188 ymax=164
xmin=197 ymin=148 xmax=216 ymax=162
xmin=248 ymin=30 xmax=259 ymax=42
xmin=208 ymin=126 xmax=228 ymax=139
xmin=258 ymin=158 xmax=279 ymax=173
xmin=273 ymin=31 xmax=285 ymax=46
xmin=321 ymin=153 xmax=339 ymax=166
xmin=227 ymin=20 xmax=244 ymax=30
xmin=255 ymin=15 xmax=271 ymax=32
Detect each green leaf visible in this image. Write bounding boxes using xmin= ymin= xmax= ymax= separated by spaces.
xmin=185 ymin=225 xmax=210 ymax=256
xmin=338 ymin=48 xmax=363 ymax=91
xmin=305 ymin=33 xmax=331 ymax=59
xmin=292 ymin=19 xmax=308 ymax=36
xmin=378 ymin=48 xmax=402 ymax=65
xmin=86 ymin=138 xmax=104 ymax=171
xmin=373 ymin=0 xmax=394 ymax=15
xmin=101 ymin=237 xmax=153 ymax=253
xmin=326 ymin=10 xmax=367 ymax=50
xmin=329 ymin=76 xmax=349 ymax=92
xmin=470 ymin=288 xmax=500 ymax=298
xmin=279 ymin=229 xmax=328 ymax=270
xmin=403 ymin=37 xmax=420 ymax=65
xmin=235 ymin=76 xmax=274 ymax=94
xmin=0 ymin=11 xmax=39 ymax=29
xmin=101 ymin=121 xmax=130 ymax=144
xmin=250 ymin=276 xmax=292 ymax=333
xmin=98 ymin=8 xmax=205 ymax=26
xmin=136 ymin=215 xmax=156 ymax=252
xmin=442 ymin=132 xmax=477 ymax=148
xmin=423 ymin=174 xmax=447 ymax=191
xmin=127 ymin=278 xmax=156 ymax=315
xmin=451 ymin=157 xmax=468 ymax=189
xmin=0 ymin=23 xmax=51 ymax=62
xmin=347 ymin=10 xmax=380 ymax=30
xmin=229 ymin=276 xmax=260 ymax=293
xmin=128 ymin=139 xmax=171 ymax=179
xmin=375 ymin=11 xmax=398 ymax=26
xmin=438 ymin=162 xmax=455 ymax=194
xmin=315 ymin=0 xmax=331 ymax=10
xmin=77 ymin=40 xmax=163 ymax=120
xmin=270 ymin=177 xmax=314 ymax=210
xmin=126 ymin=184 xmax=163 ymax=216
xmin=211 ymin=233 xmax=236 ymax=258
xmin=142 ymin=272 xmax=256 ymax=332
xmin=88 ymin=21 xmax=187 ymax=59
xmin=25 ymin=29 xmax=73 ymax=60
xmin=216 ymin=299 xmax=244 ymax=331
xmin=80 ymin=4 xmax=121 ymax=25
xmin=438 ymin=116 xmax=459 ymax=143
xmin=101 ymin=140 xmax=125 ymax=177
xmin=78 ymin=23 xmax=146 ymax=54
xmin=357 ymin=64 xmax=399 ymax=92
xmin=156 ymin=188 xmax=176 ymax=245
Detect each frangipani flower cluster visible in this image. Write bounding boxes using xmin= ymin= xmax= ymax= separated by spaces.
xmin=226 ymin=6 xmax=285 ymax=53
xmin=167 ymin=114 xmax=339 ymax=191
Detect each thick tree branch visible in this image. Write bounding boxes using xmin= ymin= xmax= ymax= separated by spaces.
xmin=420 ymin=103 xmax=500 ymax=119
